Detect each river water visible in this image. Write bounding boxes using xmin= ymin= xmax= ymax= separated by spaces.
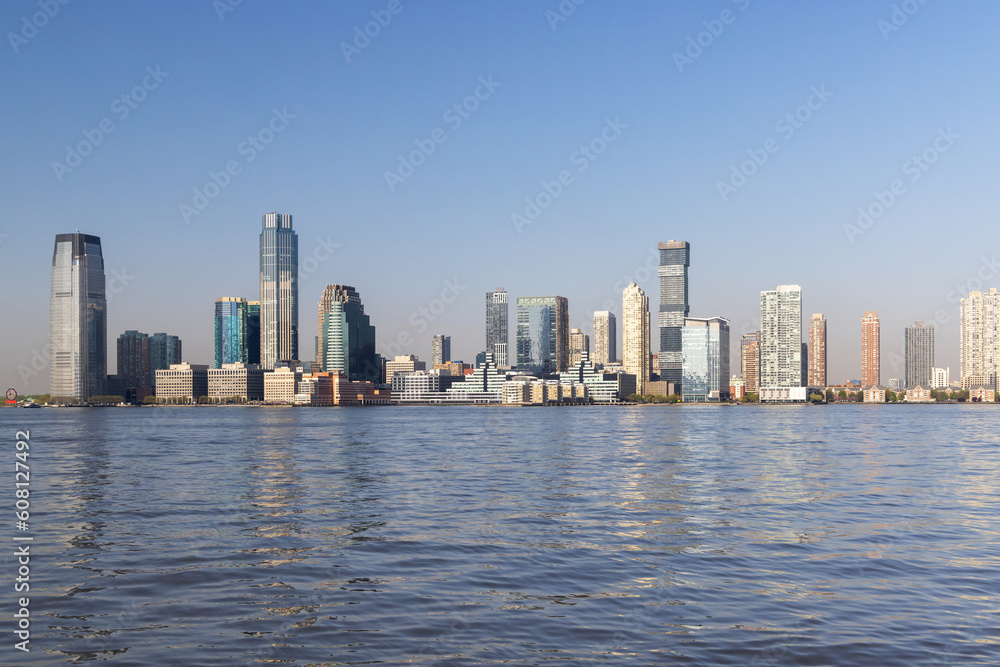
xmin=3 ymin=405 xmax=998 ymax=665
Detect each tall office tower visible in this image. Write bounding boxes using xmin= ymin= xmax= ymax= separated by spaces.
xmin=681 ymin=317 xmax=730 ymax=402
xmin=808 ymin=313 xmax=827 ymax=388
xmin=215 ymin=297 xmax=249 ymax=368
xmin=320 ymin=285 xmax=381 ymax=382
xmin=741 ymin=332 xmax=761 ymax=394
xmin=861 ymin=311 xmax=880 ymax=388
xmin=960 ymin=289 xmax=1000 ymax=388
xmin=432 ymin=334 xmax=452 ymax=365
xmin=50 ymin=232 xmax=107 ymax=400
xmin=760 ymin=285 xmax=802 ymax=389
xmin=246 ymin=301 xmax=261 ymax=365
xmin=658 ymin=241 xmax=690 ymax=391
xmin=515 ymin=296 xmax=569 ymax=375
xmin=592 ymin=311 xmax=617 ymax=367
xmin=148 ymin=333 xmax=182 ymax=387
xmin=623 ymin=282 xmax=650 ymax=396
xmin=486 ymin=288 xmax=509 ymax=366
xmin=260 ymin=212 xmax=298 ymax=370
xmin=117 ymin=330 xmax=150 ymax=402
xmin=904 ymin=322 xmax=935 ymax=388
xmin=568 ymin=329 xmax=590 ymax=367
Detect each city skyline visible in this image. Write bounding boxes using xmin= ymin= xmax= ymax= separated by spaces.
xmin=4 ymin=4 xmax=1000 ymax=393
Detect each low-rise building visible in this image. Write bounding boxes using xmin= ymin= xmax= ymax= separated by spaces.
xmin=759 ymin=386 xmax=807 ymax=403
xmin=559 ymin=352 xmax=635 ymax=403
xmin=931 ymin=367 xmax=950 ymax=390
xmin=264 ymin=367 xmax=301 ymax=404
xmin=208 ymin=363 xmax=264 ymax=401
xmin=294 ymin=372 xmax=335 ymax=406
xmin=863 ymin=385 xmax=886 ymax=403
xmin=385 ymin=355 xmax=426 ymax=386
xmin=331 ymin=371 xmax=391 ymax=405
xmin=970 ymin=385 xmax=996 ymax=402
xmin=904 ymin=385 xmax=933 ymax=403
xmin=729 ymin=376 xmax=746 ymax=400
xmin=155 ymin=363 xmax=209 ymax=402
xmin=502 ymin=378 xmax=587 ymax=405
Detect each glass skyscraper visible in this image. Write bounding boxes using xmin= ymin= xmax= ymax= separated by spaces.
xmin=681 ymin=317 xmax=730 ymax=402
xmin=50 ymin=232 xmax=106 ymax=400
xmin=515 ymin=296 xmax=569 ymax=376
xmin=658 ymin=241 xmax=690 ymax=390
xmin=260 ymin=212 xmax=298 ymax=370
xmin=215 ymin=297 xmax=249 ymax=368
xmin=320 ymin=285 xmax=382 ymax=382
xmin=246 ymin=300 xmax=261 ymax=365
xmin=486 ymin=288 xmax=509 ymax=366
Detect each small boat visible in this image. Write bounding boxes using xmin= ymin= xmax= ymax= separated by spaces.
xmin=21 ymin=403 xmax=41 ymax=409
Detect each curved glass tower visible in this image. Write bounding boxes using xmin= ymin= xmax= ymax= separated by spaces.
xmin=50 ymin=232 xmax=107 ymax=400
xmin=259 ymin=213 xmax=298 ymax=369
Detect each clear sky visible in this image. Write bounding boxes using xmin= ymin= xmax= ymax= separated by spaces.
xmin=2 ymin=0 xmax=999 ymax=394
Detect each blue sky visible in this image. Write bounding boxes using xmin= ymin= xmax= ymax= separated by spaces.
xmin=2 ymin=0 xmax=999 ymax=394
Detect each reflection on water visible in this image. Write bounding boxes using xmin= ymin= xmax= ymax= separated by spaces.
xmin=3 ymin=405 xmax=999 ymax=665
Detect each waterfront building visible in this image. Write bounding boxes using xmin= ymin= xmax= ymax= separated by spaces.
xmin=592 ymin=311 xmax=616 ymax=367
xmin=559 ymin=351 xmax=637 ymax=403
xmin=657 ymin=240 xmax=690 ymax=391
xmin=446 ymin=353 xmax=506 ymax=402
xmin=516 ymin=296 xmax=569 ymax=375
xmin=569 ymin=328 xmax=590 ymax=368
xmin=320 ymin=285 xmax=382 ymax=382
xmin=760 ymin=285 xmax=802 ymax=399
xmin=207 ymin=363 xmax=264 ymax=401
xmin=904 ymin=385 xmax=933 ymax=403
xmin=808 ymin=314 xmax=827 ymax=387
xmin=863 ymin=386 xmax=886 ymax=403
xmin=959 ymin=289 xmax=1000 ymax=389
xmin=486 ymin=288 xmax=509 ymax=367
xmin=741 ymin=332 xmax=761 ymax=394
xmin=50 ymin=232 xmax=107 ymax=400
xmin=905 ymin=322 xmax=935 ymax=389
xmin=215 ymin=297 xmax=249 ymax=368
xmin=155 ymin=363 xmax=209 ymax=402
xmin=117 ymin=330 xmax=151 ymax=403
xmin=623 ymin=282 xmax=650 ymax=395
xmin=970 ymin=385 xmax=996 ymax=402
xmin=260 ymin=212 xmax=298 ymax=369
xmin=392 ymin=370 xmax=464 ymax=402
xmin=263 ymin=366 xmax=301 ymax=403
xmin=759 ymin=386 xmax=807 ymax=402
xmin=317 ymin=285 xmax=359 ymax=370
xmin=681 ymin=317 xmax=730 ymax=402
xmin=861 ymin=311 xmax=880 ymax=389
xmin=931 ymin=367 xmax=950 ymax=390
xmin=501 ymin=378 xmax=587 ymax=405
xmin=730 ymin=376 xmax=746 ymax=401
xmin=293 ymin=372 xmax=335 ymax=406
xmin=246 ymin=300 xmax=261 ymax=365
xmin=328 ymin=371 xmax=391 ymax=405
xmin=385 ymin=355 xmax=426 ymax=385
xmin=432 ymin=335 xmax=451 ymax=365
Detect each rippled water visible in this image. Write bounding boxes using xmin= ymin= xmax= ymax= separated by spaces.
xmin=3 ymin=405 xmax=999 ymax=665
